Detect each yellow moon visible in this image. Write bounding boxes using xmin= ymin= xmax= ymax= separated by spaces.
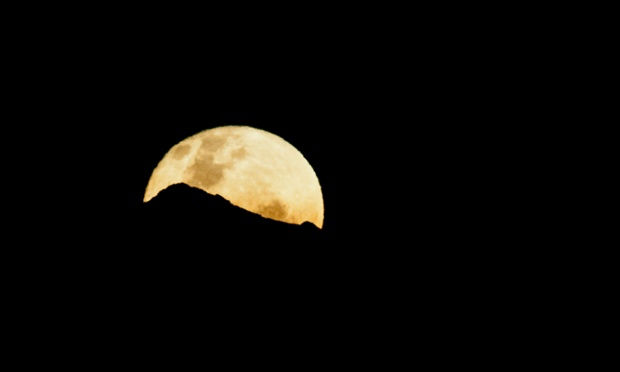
xmin=144 ymin=126 xmax=324 ymax=228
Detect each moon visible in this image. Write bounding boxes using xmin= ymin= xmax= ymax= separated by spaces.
xmin=144 ymin=126 xmax=324 ymax=228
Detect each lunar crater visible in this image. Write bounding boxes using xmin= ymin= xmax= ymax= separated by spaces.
xmin=171 ymin=144 xmax=191 ymax=160
xmin=199 ymin=135 xmax=228 ymax=154
xmin=232 ymin=147 xmax=247 ymax=160
xmin=257 ymin=199 xmax=287 ymax=221
xmin=186 ymin=152 xmax=227 ymax=189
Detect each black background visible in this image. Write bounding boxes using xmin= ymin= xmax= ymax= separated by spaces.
xmin=7 ymin=5 xmax=568 ymax=363
xmin=16 ymin=4 xmax=526 ymax=241
xmin=39 ymin=35 xmax=501 ymax=242
xmin=7 ymin=0 xmax=554 ymax=245
xmin=14 ymin=6 xmax=540 ymax=303
xmin=13 ymin=8 xmax=537 ymax=275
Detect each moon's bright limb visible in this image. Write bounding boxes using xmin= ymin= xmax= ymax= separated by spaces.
xmin=144 ymin=126 xmax=324 ymax=228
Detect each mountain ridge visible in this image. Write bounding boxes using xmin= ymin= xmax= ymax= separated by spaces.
xmin=143 ymin=182 xmax=322 ymax=230
xmin=135 ymin=183 xmax=326 ymax=268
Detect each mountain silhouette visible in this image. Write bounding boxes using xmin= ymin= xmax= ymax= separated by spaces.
xmin=138 ymin=183 xmax=323 ymax=247
xmin=12 ymin=183 xmax=531 ymax=355
xmin=124 ymin=183 xmax=332 ymax=284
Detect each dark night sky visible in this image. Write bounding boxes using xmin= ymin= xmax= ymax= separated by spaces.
xmin=21 ymin=6 xmax=528 ymax=246
xmin=39 ymin=45 xmax=497 ymax=244
xmin=7 ymin=7 xmax=571 ymax=360
xmin=66 ymin=82 xmax=486 ymax=246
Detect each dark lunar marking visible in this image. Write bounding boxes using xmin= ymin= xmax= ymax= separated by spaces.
xmin=257 ymin=199 xmax=287 ymax=221
xmin=201 ymin=135 xmax=228 ymax=154
xmin=187 ymin=147 xmax=228 ymax=189
xmin=170 ymin=144 xmax=191 ymax=160
xmin=232 ymin=147 xmax=247 ymax=160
